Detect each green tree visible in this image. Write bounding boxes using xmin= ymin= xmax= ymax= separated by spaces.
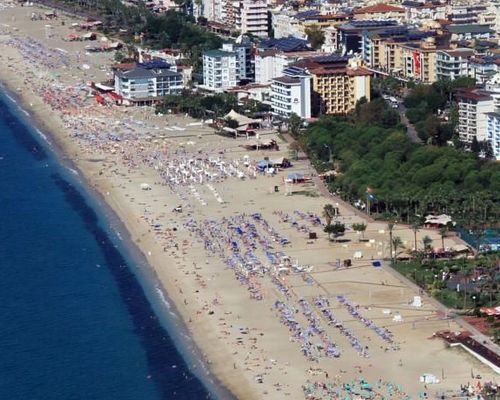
xmin=422 ymin=235 xmax=433 ymax=251
xmin=392 ymin=236 xmax=403 ymax=259
xmin=288 ymin=113 xmax=302 ymax=136
xmin=439 ymin=226 xmax=448 ymax=250
xmin=352 ymin=222 xmax=367 ymax=241
xmin=289 ymin=141 xmax=301 ymax=161
xmin=471 ymin=137 xmax=481 ymax=154
xmin=324 ymin=222 xmax=345 ymax=241
xmin=322 ymin=204 xmax=335 ymax=226
xmin=224 ymin=117 xmax=239 ymax=129
xmin=305 ymin=24 xmax=325 ymax=50
xmin=411 ymin=221 xmax=421 ymax=252
xmin=388 ymin=222 xmax=395 ymax=263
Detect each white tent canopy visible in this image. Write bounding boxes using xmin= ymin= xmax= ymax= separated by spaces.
xmin=424 ymin=214 xmax=453 ymax=226
xmin=224 ymin=109 xmax=260 ymax=128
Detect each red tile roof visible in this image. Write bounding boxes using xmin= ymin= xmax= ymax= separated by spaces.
xmin=346 ymin=66 xmax=373 ymax=76
xmin=354 ymin=3 xmax=405 ymax=14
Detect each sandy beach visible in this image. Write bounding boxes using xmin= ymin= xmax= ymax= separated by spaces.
xmin=0 ymin=2 xmax=498 ymax=399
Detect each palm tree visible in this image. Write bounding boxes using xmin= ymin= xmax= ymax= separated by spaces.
xmin=422 ymin=235 xmax=433 ymax=252
xmin=392 ymin=236 xmax=403 ymax=260
xmin=411 ymin=221 xmax=421 ymax=252
xmin=388 ymin=222 xmax=395 ymax=263
xmin=439 ymin=226 xmax=447 ymax=251
xmin=322 ymin=204 xmax=335 ymax=226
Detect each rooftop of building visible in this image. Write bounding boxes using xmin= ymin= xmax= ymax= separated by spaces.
xmin=338 ymin=20 xmax=399 ymax=31
xmin=295 ymin=9 xmax=320 ymax=20
xmin=114 ymin=61 xmax=181 ymax=79
xmin=402 ymin=1 xmax=445 ymax=9
xmin=455 ymin=88 xmax=493 ymax=102
xmin=272 ymin=75 xmax=301 ymax=84
xmin=353 ymin=3 xmax=405 ymax=14
xmin=347 ymin=66 xmax=374 ymax=76
xmin=259 ymin=37 xmax=312 ymax=52
xmin=446 ymin=24 xmax=494 ymax=35
xmin=203 ymin=49 xmax=236 ymax=58
xmin=304 ymin=13 xmax=350 ymax=21
xmin=469 ymin=54 xmax=500 ymax=65
xmin=438 ymin=48 xmax=475 ymax=57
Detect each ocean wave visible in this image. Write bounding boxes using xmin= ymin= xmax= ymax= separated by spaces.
xmin=155 ymin=286 xmax=179 ymax=319
xmin=114 ymin=229 xmax=123 ymax=240
xmin=66 ymin=166 xmax=79 ymax=176
xmin=34 ymin=128 xmax=49 ymax=143
xmin=4 ymin=93 xmax=17 ymax=104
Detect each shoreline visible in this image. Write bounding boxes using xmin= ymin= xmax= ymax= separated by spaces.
xmin=0 ymin=5 xmax=498 ymax=399
xmin=0 ymin=83 xmax=236 ymax=400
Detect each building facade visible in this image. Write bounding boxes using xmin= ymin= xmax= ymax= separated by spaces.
xmin=255 ymin=50 xmax=318 ymax=84
xmin=202 ymin=49 xmax=238 ymax=91
xmin=234 ymin=0 xmax=269 ymax=37
xmin=436 ymin=49 xmax=474 ymax=81
xmin=456 ymin=90 xmax=494 ymax=143
xmin=114 ymin=62 xmax=183 ymax=101
xmin=271 ymin=67 xmax=311 ymax=119
xmin=222 ymin=41 xmax=254 ymax=81
xmin=486 ymin=112 xmax=500 ymax=159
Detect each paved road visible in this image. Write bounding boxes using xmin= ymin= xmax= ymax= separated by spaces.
xmin=396 ymin=103 xmax=423 ymax=144
xmin=281 ymin=133 xmax=375 ymax=222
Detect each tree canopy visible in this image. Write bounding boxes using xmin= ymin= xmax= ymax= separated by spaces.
xmin=299 ymin=99 xmax=500 ymax=226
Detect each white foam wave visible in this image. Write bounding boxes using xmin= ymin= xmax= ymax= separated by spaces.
xmin=34 ymin=128 xmax=49 ymax=143
xmin=155 ymin=286 xmax=179 ymax=318
xmin=5 ymin=93 xmax=17 ymax=104
xmin=67 ymin=167 xmax=79 ymax=176
xmin=114 ymin=229 xmax=123 ymax=241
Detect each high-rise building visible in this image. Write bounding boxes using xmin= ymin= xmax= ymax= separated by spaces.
xmin=202 ymin=49 xmax=238 ymax=91
xmin=295 ymin=55 xmax=372 ymax=115
xmin=222 ymin=41 xmax=254 ymax=81
xmin=234 ymin=0 xmax=269 ymax=37
xmin=271 ymin=67 xmax=311 ymax=119
xmin=436 ymin=49 xmax=474 ymax=81
xmin=113 ymin=61 xmax=183 ymax=103
xmin=271 ymin=55 xmax=372 ymax=118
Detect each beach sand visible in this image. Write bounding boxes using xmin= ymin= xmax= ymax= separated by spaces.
xmin=0 ymin=3 xmax=497 ymax=399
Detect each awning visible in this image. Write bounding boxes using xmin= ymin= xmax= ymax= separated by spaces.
xmin=424 ymin=214 xmax=453 ymax=226
xmin=224 ymin=109 xmax=260 ymax=127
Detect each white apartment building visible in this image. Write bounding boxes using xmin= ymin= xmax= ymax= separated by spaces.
xmin=255 ymin=50 xmax=317 ymax=84
xmin=447 ymin=4 xmax=487 ymax=25
xmin=457 ymin=74 xmax=500 ymax=158
xmin=271 ymin=67 xmax=311 ymax=119
xmin=271 ymin=11 xmax=304 ymax=39
xmin=435 ymin=49 xmax=474 ymax=81
xmin=202 ymin=49 xmax=238 ymax=91
xmin=486 ymin=112 xmax=500 ymax=159
xmin=456 ymin=90 xmax=494 ymax=143
xmin=114 ymin=62 xmax=183 ymax=102
xmin=468 ymin=56 xmax=500 ymax=84
xmin=235 ymin=0 xmax=269 ymax=37
xmin=221 ymin=42 xmax=253 ymax=80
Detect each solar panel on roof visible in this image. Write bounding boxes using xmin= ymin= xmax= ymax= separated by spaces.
xmin=260 ymin=37 xmax=310 ymax=52
xmin=312 ymin=54 xmax=349 ymax=63
xmin=138 ymin=60 xmax=171 ymax=69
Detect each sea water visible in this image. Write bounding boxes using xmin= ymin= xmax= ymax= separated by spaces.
xmin=0 ymin=90 xmax=215 ymax=399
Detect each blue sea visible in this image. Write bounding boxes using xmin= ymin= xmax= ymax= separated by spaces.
xmin=0 ymin=89 xmax=226 ymax=399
